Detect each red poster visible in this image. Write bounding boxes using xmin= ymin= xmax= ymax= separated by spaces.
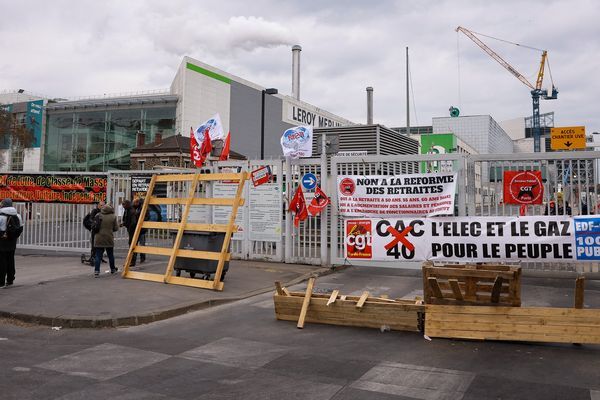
xmin=250 ymin=166 xmax=273 ymax=187
xmin=345 ymin=220 xmax=372 ymax=259
xmin=0 ymin=174 xmax=106 ymax=204
xmin=503 ymin=170 xmax=544 ymax=205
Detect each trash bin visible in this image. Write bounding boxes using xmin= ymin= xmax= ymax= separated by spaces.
xmin=170 ymin=231 xmax=230 ymax=280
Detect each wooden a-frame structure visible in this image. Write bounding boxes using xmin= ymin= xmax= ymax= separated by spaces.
xmin=121 ymin=172 xmax=247 ymax=291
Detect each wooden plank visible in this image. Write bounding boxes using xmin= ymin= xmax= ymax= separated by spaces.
xmin=141 ymin=221 xmax=236 ymax=233
xmin=428 ymin=277 xmax=444 ymax=299
xmin=340 ymin=295 xmax=347 ymax=301
xmin=154 ymin=172 xmax=245 ymax=182
xmin=380 ymin=294 xmax=389 ymax=299
xmin=274 ymin=281 xmax=286 ymax=296
xmin=133 ymin=246 xmax=230 ymax=261
xmin=274 ymin=295 xmax=423 ymax=332
xmin=282 ymin=287 xmax=290 ymax=296
xmin=491 ymin=276 xmax=504 ymax=303
xmin=213 ymin=171 xmax=248 ymax=288
xmin=148 ymin=197 xmax=244 ymax=206
xmin=287 ymin=292 xmax=417 ymax=305
xmin=122 ymin=270 xmax=166 ymax=283
xmin=425 ymin=304 xmax=600 ymax=344
xmin=428 ymin=268 xmax=516 ymax=280
xmin=165 ymin=275 xmax=224 ymax=291
xmin=356 ymin=291 xmax=370 ymax=309
xmin=437 ymin=281 xmax=510 ymax=293
xmin=327 ymin=290 xmax=339 ymax=306
xmin=297 ymin=277 xmax=315 ymax=329
xmin=448 ymin=279 xmax=463 ymax=301
xmin=575 ymin=277 xmax=585 ymax=309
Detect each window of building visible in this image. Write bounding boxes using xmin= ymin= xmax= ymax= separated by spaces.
xmin=161 ymin=159 xmax=169 ymax=166
xmin=138 ymin=160 xmax=145 ymax=170
xmin=184 ymin=160 xmax=190 ymax=168
xmin=10 ymin=143 xmax=24 ymax=171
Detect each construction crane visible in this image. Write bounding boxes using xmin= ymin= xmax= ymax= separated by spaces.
xmin=456 ymin=26 xmax=558 ymax=152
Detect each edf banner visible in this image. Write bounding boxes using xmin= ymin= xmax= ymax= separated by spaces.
xmin=345 ymin=215 xmax=600 ymax=262
xmin=337 ymin=173 xmax=457 ymax=217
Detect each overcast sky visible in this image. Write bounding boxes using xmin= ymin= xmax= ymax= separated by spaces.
xmin=1 ymin=0 xmax=599 ymax=134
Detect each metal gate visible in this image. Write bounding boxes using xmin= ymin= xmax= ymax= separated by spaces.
xmin=330 ymin=153 xmax=467 ymax=267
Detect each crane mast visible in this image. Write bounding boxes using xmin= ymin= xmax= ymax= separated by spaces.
xmin=456 ymin=26 xmax=558 ymax=153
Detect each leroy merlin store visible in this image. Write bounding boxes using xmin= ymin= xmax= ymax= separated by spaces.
xmin=41 ymin=56 xmax=353 ymax=172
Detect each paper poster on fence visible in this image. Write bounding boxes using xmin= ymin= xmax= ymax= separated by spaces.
xmin=337 ymin=172 xmax=457 ymax=217
xmin=345 ymin=215 xmax=600 ymax=263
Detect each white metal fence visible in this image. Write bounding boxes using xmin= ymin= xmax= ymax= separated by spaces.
xmin=9 ymin=150 xmax=600 ymax=273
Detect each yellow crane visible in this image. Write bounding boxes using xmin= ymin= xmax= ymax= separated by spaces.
xmin=456 ymin=26 xmax=558 ymax=152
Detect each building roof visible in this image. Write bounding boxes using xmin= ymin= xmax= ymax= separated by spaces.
xmin=131 ymin=134 xmax=246 ymax=160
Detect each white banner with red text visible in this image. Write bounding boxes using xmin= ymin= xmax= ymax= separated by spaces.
xmin=337 ymin=173 xmax=457 ymax=217
xmin=345 ymin=215 xmax=600 ymax=262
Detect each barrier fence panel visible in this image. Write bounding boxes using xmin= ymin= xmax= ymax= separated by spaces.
xmin=285 ymin=154 xmax=328 ymax=266
xmin=330 ymin=153 xmax=466 ymax=267
xmin=468 ymin=152 xmax=600 ymax=273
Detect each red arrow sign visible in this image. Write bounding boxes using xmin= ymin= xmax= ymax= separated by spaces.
xmin=385 ymin=225 xmax=414 ymax=251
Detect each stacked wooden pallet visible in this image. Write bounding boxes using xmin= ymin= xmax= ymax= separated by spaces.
xmin=273 ymin=278 xmax=424 ymax=332
xmin=422 ymin=262 xmax=521 ymax=306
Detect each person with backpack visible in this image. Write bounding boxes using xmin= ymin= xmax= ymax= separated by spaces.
xmin=83 ymin=201 xmax=105 ymax=264
xmin=92 ymin=203 xmax=119 ymax=277
xmin=0 ymin=198 xmax=23 ymax=288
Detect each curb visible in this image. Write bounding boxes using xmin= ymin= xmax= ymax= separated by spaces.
xmin=0 ymin=267 xmax=334 ymax=329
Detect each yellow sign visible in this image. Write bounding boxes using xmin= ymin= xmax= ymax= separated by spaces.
xmin=550 ymin=126 xmax=586 ymax=150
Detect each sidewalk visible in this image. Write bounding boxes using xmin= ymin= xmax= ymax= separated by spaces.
xmin=0 ymin=253 xmax=327 ymax=328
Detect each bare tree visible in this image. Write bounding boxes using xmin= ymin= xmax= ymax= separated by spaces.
xmin=0 ymin=105 xmax=35 ymax=148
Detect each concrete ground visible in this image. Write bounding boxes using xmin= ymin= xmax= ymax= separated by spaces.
xmin=1 ymin=255 xmax=600 ymax=399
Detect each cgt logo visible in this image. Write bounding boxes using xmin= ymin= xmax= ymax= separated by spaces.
xmin=376 ymin=219 xmax=424 ymax=259
xmin=345 ymin=220 xmax=372 ymax=259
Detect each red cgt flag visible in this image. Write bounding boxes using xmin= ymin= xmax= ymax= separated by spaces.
xmin=190 ymin=127 xmax=203 ymax=167
xmin=219 ymin=132 xmax=231 ymax=161
xmin=198 ymin=128 xmax=212 ymax=166
xmin=308 ymin=185 xmax=330 ymax=216
xmin=288 ymin=185 xmax=308 ymax=227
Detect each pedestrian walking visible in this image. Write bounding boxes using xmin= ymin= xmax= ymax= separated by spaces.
xmin=83 ymin=201 xmax=106 ymax=264
xmin=0 ymin=198 xmax=23 ymax=288
xmin=92 ymin=203 xmax=119 ymax=277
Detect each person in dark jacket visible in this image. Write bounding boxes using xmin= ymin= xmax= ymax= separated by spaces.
xmin=0 ymin=198 xmax=23 ymax=288
xmin=83 ymin=201 xmax=105 ymax=263
xmin=93 ymin=204 xmax=119 ymax=277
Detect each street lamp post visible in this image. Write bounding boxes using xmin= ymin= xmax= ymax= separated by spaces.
xmin=260 ymin=88 xmax=278 ymax=159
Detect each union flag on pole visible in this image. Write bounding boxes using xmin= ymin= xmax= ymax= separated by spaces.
xmin=288 ymin=185 xmax=308 ymax=227
xmin=308 ymin=185 xmax=330 ymax=216
xmin=219 ymin=132 xmax=231 ymax=161
xmin=198 ymin=128 xmax=212 ymax=166
xmin=190 ymin=127 xmax=203 ymax=167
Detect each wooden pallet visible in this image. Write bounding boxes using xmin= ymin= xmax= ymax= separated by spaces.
xmin=423 ymin=262 xmax=521 ymax=306
xmin=122 ymin=172 xmax=247 ymax=291
xmin=425 ymin=277 xmax=600 ymax=344
xmin=273 ymin=280 xmax=424 ymax=332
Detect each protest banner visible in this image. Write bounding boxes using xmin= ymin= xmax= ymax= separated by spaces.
xmin=503 ymin=170 xmax=544 ymax=205
xmin=281 ymin=126 xmax=313 ymax=159
xmin=0 ymin=174 xmax=106 ymax=204
xmin=337 ymin=172 xmax=457 ymax=217
xmin=344 ymin=215 xmax=600 ymax=263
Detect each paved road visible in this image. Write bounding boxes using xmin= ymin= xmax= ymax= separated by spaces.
xmin=1 ymin=267 xmax=600 ymax=399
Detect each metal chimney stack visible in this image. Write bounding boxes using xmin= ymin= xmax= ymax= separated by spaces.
xmin=366 ymin=87 xmax=374 ymax=125
xmin=292 ymin=45 xmax=302 ymax=100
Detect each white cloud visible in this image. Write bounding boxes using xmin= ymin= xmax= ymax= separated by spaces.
xmin=0 ymin=0 xmax=599 ymax=134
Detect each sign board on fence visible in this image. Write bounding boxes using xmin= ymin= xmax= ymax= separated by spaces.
xmin=213 ymin=181 xmax=245 ymax=240
xmin=301 ymin=173 xmax=317 ymax=190
xmin=249 ymin=183 xmax=282 ymax=242
xmin=344 ymin=216 xmax=600 ymax=262
xmin=0 ymin=174 xmax=107 ymax=204
xmin=337 ymin=173 xmax=457 ymax=217
xmin=550 ymin=126 xmax=586 ymax=150
xmin=503 ymin=170 xmax=544 ymax=205
xmin=337 ymin=151 xmax=368 ymax=157
xmin=250 ymin=166 xmax=273 ymax=187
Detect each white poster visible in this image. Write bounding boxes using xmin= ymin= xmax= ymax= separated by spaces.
xmin=249 ymin=183 xmax=282 ymax=242
xmin=213 ymin=181 xmax=244 ymax=239
xmin=337 ymin=173 xmax=457 ymax=217
xmin=345 ymin=215 xmax=600 ymax=263
xmin=280 ymin=125 xmax=313 ymax=159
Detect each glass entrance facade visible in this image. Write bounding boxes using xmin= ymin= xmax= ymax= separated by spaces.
xmin=44 ymin=104 xmax=176 ymax=171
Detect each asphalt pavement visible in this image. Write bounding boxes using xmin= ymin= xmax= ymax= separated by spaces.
xmin=1 ymin=263 xmax=600 ymax=399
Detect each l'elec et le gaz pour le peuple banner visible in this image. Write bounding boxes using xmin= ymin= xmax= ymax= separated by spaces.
xmin=345 ymin=216 xmax=600 ymax=262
